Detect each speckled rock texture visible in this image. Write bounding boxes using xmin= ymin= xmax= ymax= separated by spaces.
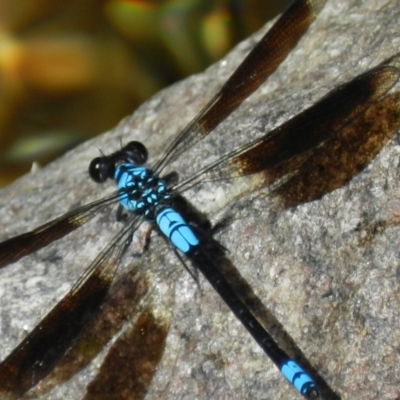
xmin=0 ymin=1 xmax=399 ymax=399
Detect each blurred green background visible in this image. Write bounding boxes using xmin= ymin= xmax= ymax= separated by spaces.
xmin=0 ymin=0 xmax=290 ymax=188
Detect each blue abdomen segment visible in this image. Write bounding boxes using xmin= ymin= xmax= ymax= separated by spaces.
xmin=280 ymin=359 xmax=316 ymax=395
xmin=156 ymin=208 xmax=199 ymax=253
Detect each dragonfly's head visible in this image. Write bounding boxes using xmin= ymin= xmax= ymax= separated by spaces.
xmin=89 ymin=141 xmax=148 ymax=183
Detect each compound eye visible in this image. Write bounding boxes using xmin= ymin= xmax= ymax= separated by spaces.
xmin=123 ymin=141 xmax=148 ymax=165
xmin=89 ymin=157 xmax=114 ymax=183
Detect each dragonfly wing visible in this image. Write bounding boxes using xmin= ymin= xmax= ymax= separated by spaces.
xmin=175 ymin=60 xmax=400 ymax=193
xmin=154 ymin=0 xmax=327 ymax=173
xmin=0 ymin=193 xmax=119 ymax=269
xmin=0 ymin=217 xmax=140 ymax=400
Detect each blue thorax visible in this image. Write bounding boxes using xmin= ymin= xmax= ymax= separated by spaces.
xmin=114 ymin=163 xmax=199 ymax=253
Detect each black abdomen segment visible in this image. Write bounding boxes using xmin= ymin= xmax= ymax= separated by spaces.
xmin=185 ymin=245 xmax=319 ymax=399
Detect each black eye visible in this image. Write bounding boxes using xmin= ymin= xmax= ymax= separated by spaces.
xmin=89 ymin=157 xmax=114 ymax=183
xmin=123 ymin=141 xmax=148 ymax=165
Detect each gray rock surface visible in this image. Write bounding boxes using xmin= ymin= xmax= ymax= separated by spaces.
xmin=0 ymin=0 xmax=399 ymax=399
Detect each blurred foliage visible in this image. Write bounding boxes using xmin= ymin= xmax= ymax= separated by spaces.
xmin=0 ymin=0 xmax=290 ymax=188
